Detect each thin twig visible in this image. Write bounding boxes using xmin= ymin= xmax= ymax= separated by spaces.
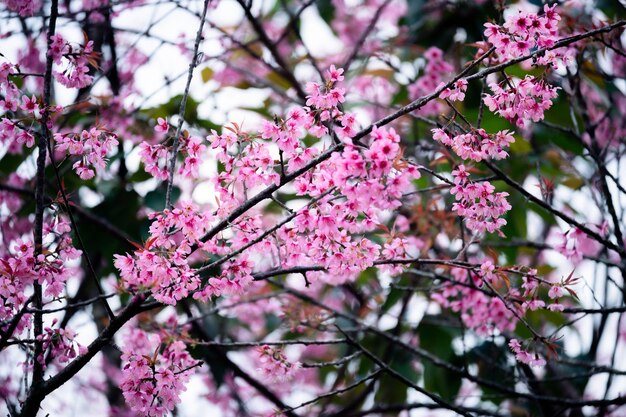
xmin=164 ymin=0 xmax=212 ymax=209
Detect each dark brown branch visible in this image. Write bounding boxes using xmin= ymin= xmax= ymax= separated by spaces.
xmin=235 ymin=0 xmax=307 ymax=101
xmin=24 ymin=1 xmax=59 ymax=415
xmin=341 ymin=0 xmax=392 ymax=73
xmin=483 ymin=160 xmax=625 ymax=257
xmin=337 ymin=326 xmax=479 ymax=417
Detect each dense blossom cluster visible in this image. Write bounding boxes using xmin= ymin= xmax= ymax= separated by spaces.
xmin=1 ymin=218 xmax=81 ymax=339
xmin=140 ymin=132 xmax=206 ymax=180
xmin=484 ymin=5 xmax=561 ymax=64
xmin=483 ymin=76 xmax=559 ymax=127
xmin=409 ymin=47 xmax=454 ymax=116
xmin=120 ymin=328 xmax=199 ymax=417
xmin=139 ymin=142 xmax=170 ymax=180
xmin=508 ymin=338 xmax=546 ymax=367
xmin=432 ymin=266 xmax=520 ymax=336
xmin=0 ymin=63 xmax=39 ymax=153
xmin=37 ymin=319 xmax=87 ymax=366
xmin=449 ymin=165 xmax=511 ymax=234
xmin=49 ymin=34 xmax=96 ymax=89
xmin=1 ymin=0 xmax=41 ymax=16
xmin=285 ymin=125 xmax=422 ymax=280
xmin=255 ymin=345 xmax=301 ymax=383
xmin=55 ymin=127 xmax=119 ymax=179
xmin=432 ymin=127 xmax=516 ymax=162
xmin=204 ymin=68 xmax=421 ymax=285
xmin=114 ymin=202 xmax=210 ymax=304
xmin=193 ymin=256 xmax=255 ymax=301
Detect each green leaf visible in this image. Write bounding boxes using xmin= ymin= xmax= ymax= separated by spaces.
xmin=266 ymin=71 xmax=292 ymax=90
xmin=78 ymin=188 xmax=143 ymax=274
xmin=509 ymin=136 xmax=532 ymax=155
xmin=417 ymin=315 xmax=462 ymax=401
xmin=561 ymin=175 xmax=584 ymax=190
xmin=201 ymin=67 xmax=213 ymax=83
xmin=142 ymin=94 xmax=201 ymax=126
xmin=144 ymin=185 xmax=181 ymax=211
xmin=316 ymin=0 xmax=335 ymax=23
xmin=127 ymin=165 xmax=154 ymax=183
xmin=0 ymin=152 xmax=28 ymax=174
xmin=468 ymin=342 xmax=515 ymax=405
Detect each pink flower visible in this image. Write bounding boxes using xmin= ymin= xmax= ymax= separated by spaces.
xmin=20 ymin=95 xmax=41 ymax=119
xmin=509 ymin=338 xmax=545 ymax=367
xmin=439 ymin=79 xmax=468 ymax=102
xmin=121 ymin=331 xmax=199 ymax=417
xmin=256 ymin=345 xmax=301 ymax=383
xmin=484 ymin=76 xmax=559 ymax=127
xmin=2 ymin=0 xmax=42 ymax=15
xmin=548 ymin=285 xmax=564 ymax=299
xmin=55 ymin=127 xmax=118 ymax=179
xmin=326 ymin=65 xmax=344 ymax=83
xmin=155 ymin=117 xmax=169 ymax=133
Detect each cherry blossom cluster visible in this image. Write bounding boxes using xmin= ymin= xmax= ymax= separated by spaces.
xmin=483 ymin=75 xmax=559 ymax=128
xmin=409 ymin=47 xmax=454 ymax=116
xmin=49 ymin=34 xmax=97 ymax=89
xmin=520 ymin=267 xmax=582 ymax=315
xmin=177 ymin=134 xmax=206 ymax=178
xmin=0 ymin=62 xmax=19 ymax=114
xmin=114 ymin=201 xmax=211 ymax=305
xmin=432 ymin=266 xmax=520 ymax=336
xmin=140 ymin=128 xmax=206 ymax=181
xmin=205 ymin=68 xmax=421 ymax=287
xmin=55 ymin=127 xmax=119 ymax=179
xmin=256 ymin=344 xmax=301 ymax=383
xmin=139 ymin=141 xmax=170 ymax=180
xmin=555 ymin=222 xmax=607 ymax=264
xmin=279 ymin=126 xmax=421 ymax=283
xmin=0 ymin=62 xmax=46 ymax=153
xmin=304 ymin=65 xmax=358 ymax=139
xmin=1 ymin=218 xmax=81 ymax=339
xmin=0 ymin=174 xmax=28 ymax=237
xmin=193 ymin=256 xmax=254 ymax=302
xmin=209 ymin=127 xmax=281 ymax=202
xmin=433 ymin=260 xmax=578 ymax=364
xmin=330 ymin=0 xmax=406 ymax=55
xmin=0 ymin=118 xmax=36 ymax=154
xmin=1 ymin=0 xmax=42 ymax=16
xmin=516 ymin=273 xmax=547 ymax=312
xmin=439 ymin=79 xmax=468 ymax=102
xmin=120 ymin=328 xmax=199 ymax=417
xmin=36 ymin=319 xmax=87 ymax=366
xmin=483 ymin=263 xmax=553 ymax=314
xmin=209 ymin=66 xmax=348 ymax=213
xmin=450 ymin=165 xmax=511 ymax=234
xmin=432 ymin=127 xmax=515 ymax=162
xmin=484 ymin=5 xmax=561 ymax=64
xmin=508 ymin=339 xmax=546 ymax=368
